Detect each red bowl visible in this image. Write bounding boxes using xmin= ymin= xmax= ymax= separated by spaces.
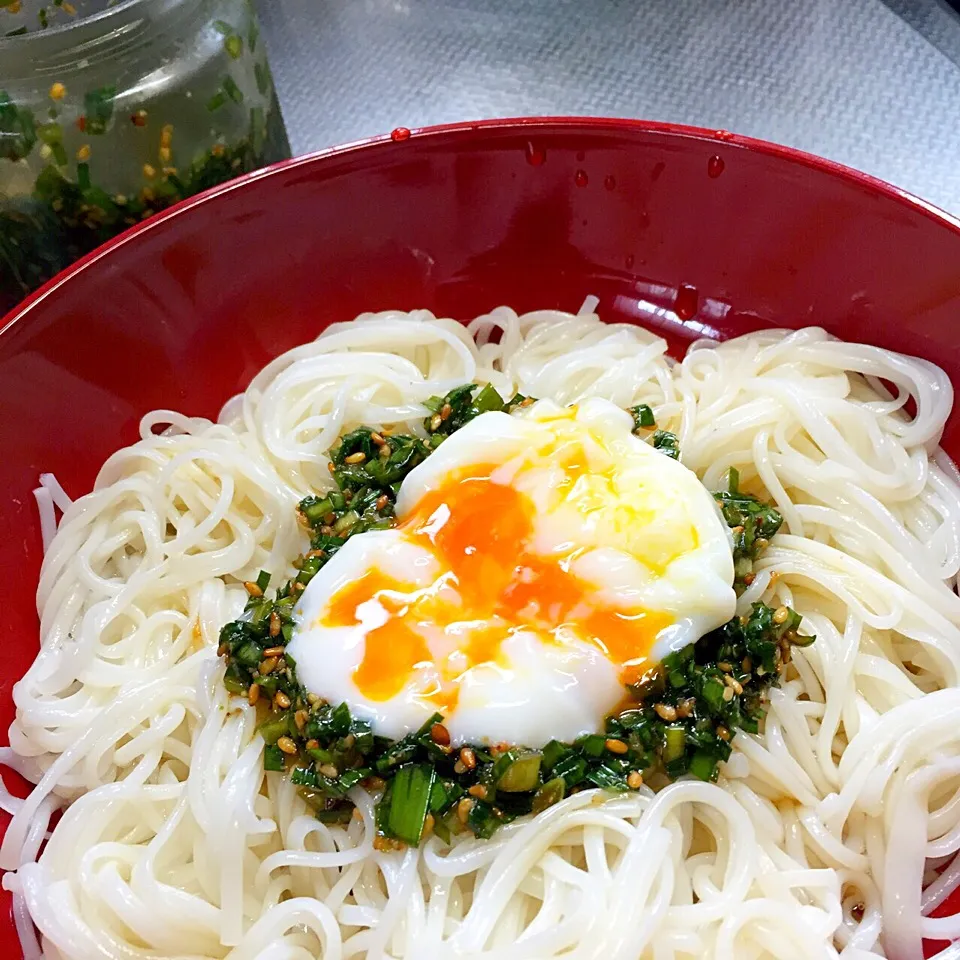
xmin=3 ymin=117 xmax=960 ymax=958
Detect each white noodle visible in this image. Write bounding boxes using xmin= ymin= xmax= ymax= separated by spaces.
xmin=3 ymin=308 xmax=960 ymax=958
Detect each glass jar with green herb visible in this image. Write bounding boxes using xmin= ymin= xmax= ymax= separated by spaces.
xmin=0 ymin=0 xmax=289 ymax=313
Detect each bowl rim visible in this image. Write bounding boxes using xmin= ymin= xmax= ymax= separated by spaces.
xmin=5 ymin=114 xmax=960 ymax=338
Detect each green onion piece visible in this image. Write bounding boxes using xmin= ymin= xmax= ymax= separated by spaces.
xmin=224 ymin=34 xmax=243 ymax=58
xmin=263 ymin=744 xmax=285 ymax=771
xmin=429 ymin=777 xmax=450 ymax=813
xmin=5 ymin=26 xmax=28 ymax=36
xmin=433 ymin=815 xmax=452 ymax=844
xmin=258 ymin=718 xmax=289 ymax=745
xmin=688 ymin=750 xmax=719 ymax=782
xmin=212 ymin=19 xmax=233 ymax=34
xmin=532 ymin=777 xmax=565 ymax=814
xmin=76 ymin=161 xmax=90 ymax=190
xmin=727 ymin=466 xmax=740 ymax=493
xmin=585 ymin=761 xmax=630 ymax=790
xmin=651 ymin=429 xmax=680 ymax=460
xmin=332 ymin=510 xmax=360 ymax=535
xmin=385 ymin=764 xmax=435 ymax=845
xmin=473 ymin=383 xmax=504 ymax=414
xmin=701 ymin=678 xmax=725 ymax=711
xmin=302 ymin=496 xmax=333 ymax=522
xmin=36 ymin=122 xmax=62 ymax=145
xmin=223 ymin=675 xmax=245 ymax=695
xmin=541 ymin=739 xmax=567 ymax=770
xmin=663 ymin=725 xmax=686 ymax=764
xmin=83 ymin=85 xmax=115 ymax=135
xmin=254 ymin=61 xmax=270 ymax=97
xmin=576 ymin=733 xmax=606 ymax=757
xmin=629 ymin=404 xmax=656 ymax=430
xmin=552 ymin=753 xmax=587 ymax=786
xmin=497 ymin=752 xmax=541 ymax=792
xmin=255 ymin=569 xmax=271 ymax=592
xmin=223 ymin=76 xmax=244 ymax=104
xmin=51 ymin=142 xmax=67 ymax=166
xmin=207 ymin=91 xmax=227 ymax=112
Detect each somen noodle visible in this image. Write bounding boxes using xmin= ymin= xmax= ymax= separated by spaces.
xmin=2 ymin=303 xmax=960 ymax=960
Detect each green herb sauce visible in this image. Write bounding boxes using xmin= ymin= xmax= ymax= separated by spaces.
xmin=218 ymin=386 xmax=814 ymax=846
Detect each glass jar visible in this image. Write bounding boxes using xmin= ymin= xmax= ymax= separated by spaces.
xmin=0 ymin=0 xmax=290 ymax=313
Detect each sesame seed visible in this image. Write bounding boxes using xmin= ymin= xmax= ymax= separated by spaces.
xmin=49 ymin=82 xmax=66 ymax=101
xmin=76 ymin=144 xmax=91 ymax=162
xmin=143 ymin=163 xmax=156 ymax=179
xmin=274 ymin=691 xmax=291 ymax=709
xmin=258 ymin=657 xmax=278 ymax=675
xmin=430 ymin=414 xmax=443 ymax=432
xmin=457 ymin=798 xmax=474 ymax=824
xmin=306 ymin=739 xmax=319 ymax=751
xmin=318 ymin=764 xmax=339 ymax=778
xmin=269 ymin=612 xmax=281 ymax=637
xmin=440 ymin=403 xmax=452 ymax=421
xmin=430 ymin=723 xmax=450 ymax=746
xmin=773 ymin=606 xmax=790 ymax=625
xmin=375 ymin=494 xmax=390 ymax=511
xmin=294 ymin=710 xmax=309 ymax=730
xmin=243 ymin=580 xmax=262 ymax=597
xmin=716 ymin=725 xmax=731 ymax=741
xmin=467 ymin=784 xmax=487 ymax=799
xmin=421 ymin=812 xmax=435 ymax=838
xmin=654 ymin=703 xmax=677 ymax=721
xmin=627 ymin=771 xmax=643 ymax=789
xmin=754 ymin=538 xmax=769 ymax=552
xmin=743 ymin=573 xmax=756 ymax=586
xmin=344 ymin=451 xmax=366 ymax=464
xmin=459 ymin=747 xmax=477 ymax=771
xmin=370 ymin=432 xmax=386 ymax=446
xmin=262 ymin=646 xmax=285 ymax=658
xmin=276 ymin=736 xmax=297 ymax=755
xmin=247 ymin=683 xmax=260 ymax=705
xmin=722 ymin=686 xmax=735 ymax=702
xmin=605 ymin=738 xmax=628 ymax=754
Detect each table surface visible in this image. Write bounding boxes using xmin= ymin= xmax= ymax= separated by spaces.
xmin=254 ymin=0 xmax=960 ymax=218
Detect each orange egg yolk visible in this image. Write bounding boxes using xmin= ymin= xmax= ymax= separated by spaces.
xmin=322 ymin=470 xmax=671 ymax=709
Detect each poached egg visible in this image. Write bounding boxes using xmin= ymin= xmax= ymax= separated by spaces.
xmin=287 ymin=398 xmax=736 ymax=746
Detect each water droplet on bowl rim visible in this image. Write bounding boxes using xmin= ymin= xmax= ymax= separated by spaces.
xmin=603 ymin=175 xmax=616 ymax=191
xmin=525 ymin=142 xmax=546 ymax=166
xmin=390 ymin=127 xmax=411 ymax=142
xmin=707 ymin=155 xmax=725 ymax=179
xmin=575 ymin=169 xmax=588 ymax=187
xmin=675 ymin=284 xmax=699 ymax=320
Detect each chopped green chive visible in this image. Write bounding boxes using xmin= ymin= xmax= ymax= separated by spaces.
xmin=224 ymin=34 xmax=243 ymax=59
xmin=384 ymin=764 xmax=435 ymax=845
xmin=629 ymin=403 xmax=656 ymax=430
xmin=223 ymin=76 xmax=244 ymax=103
